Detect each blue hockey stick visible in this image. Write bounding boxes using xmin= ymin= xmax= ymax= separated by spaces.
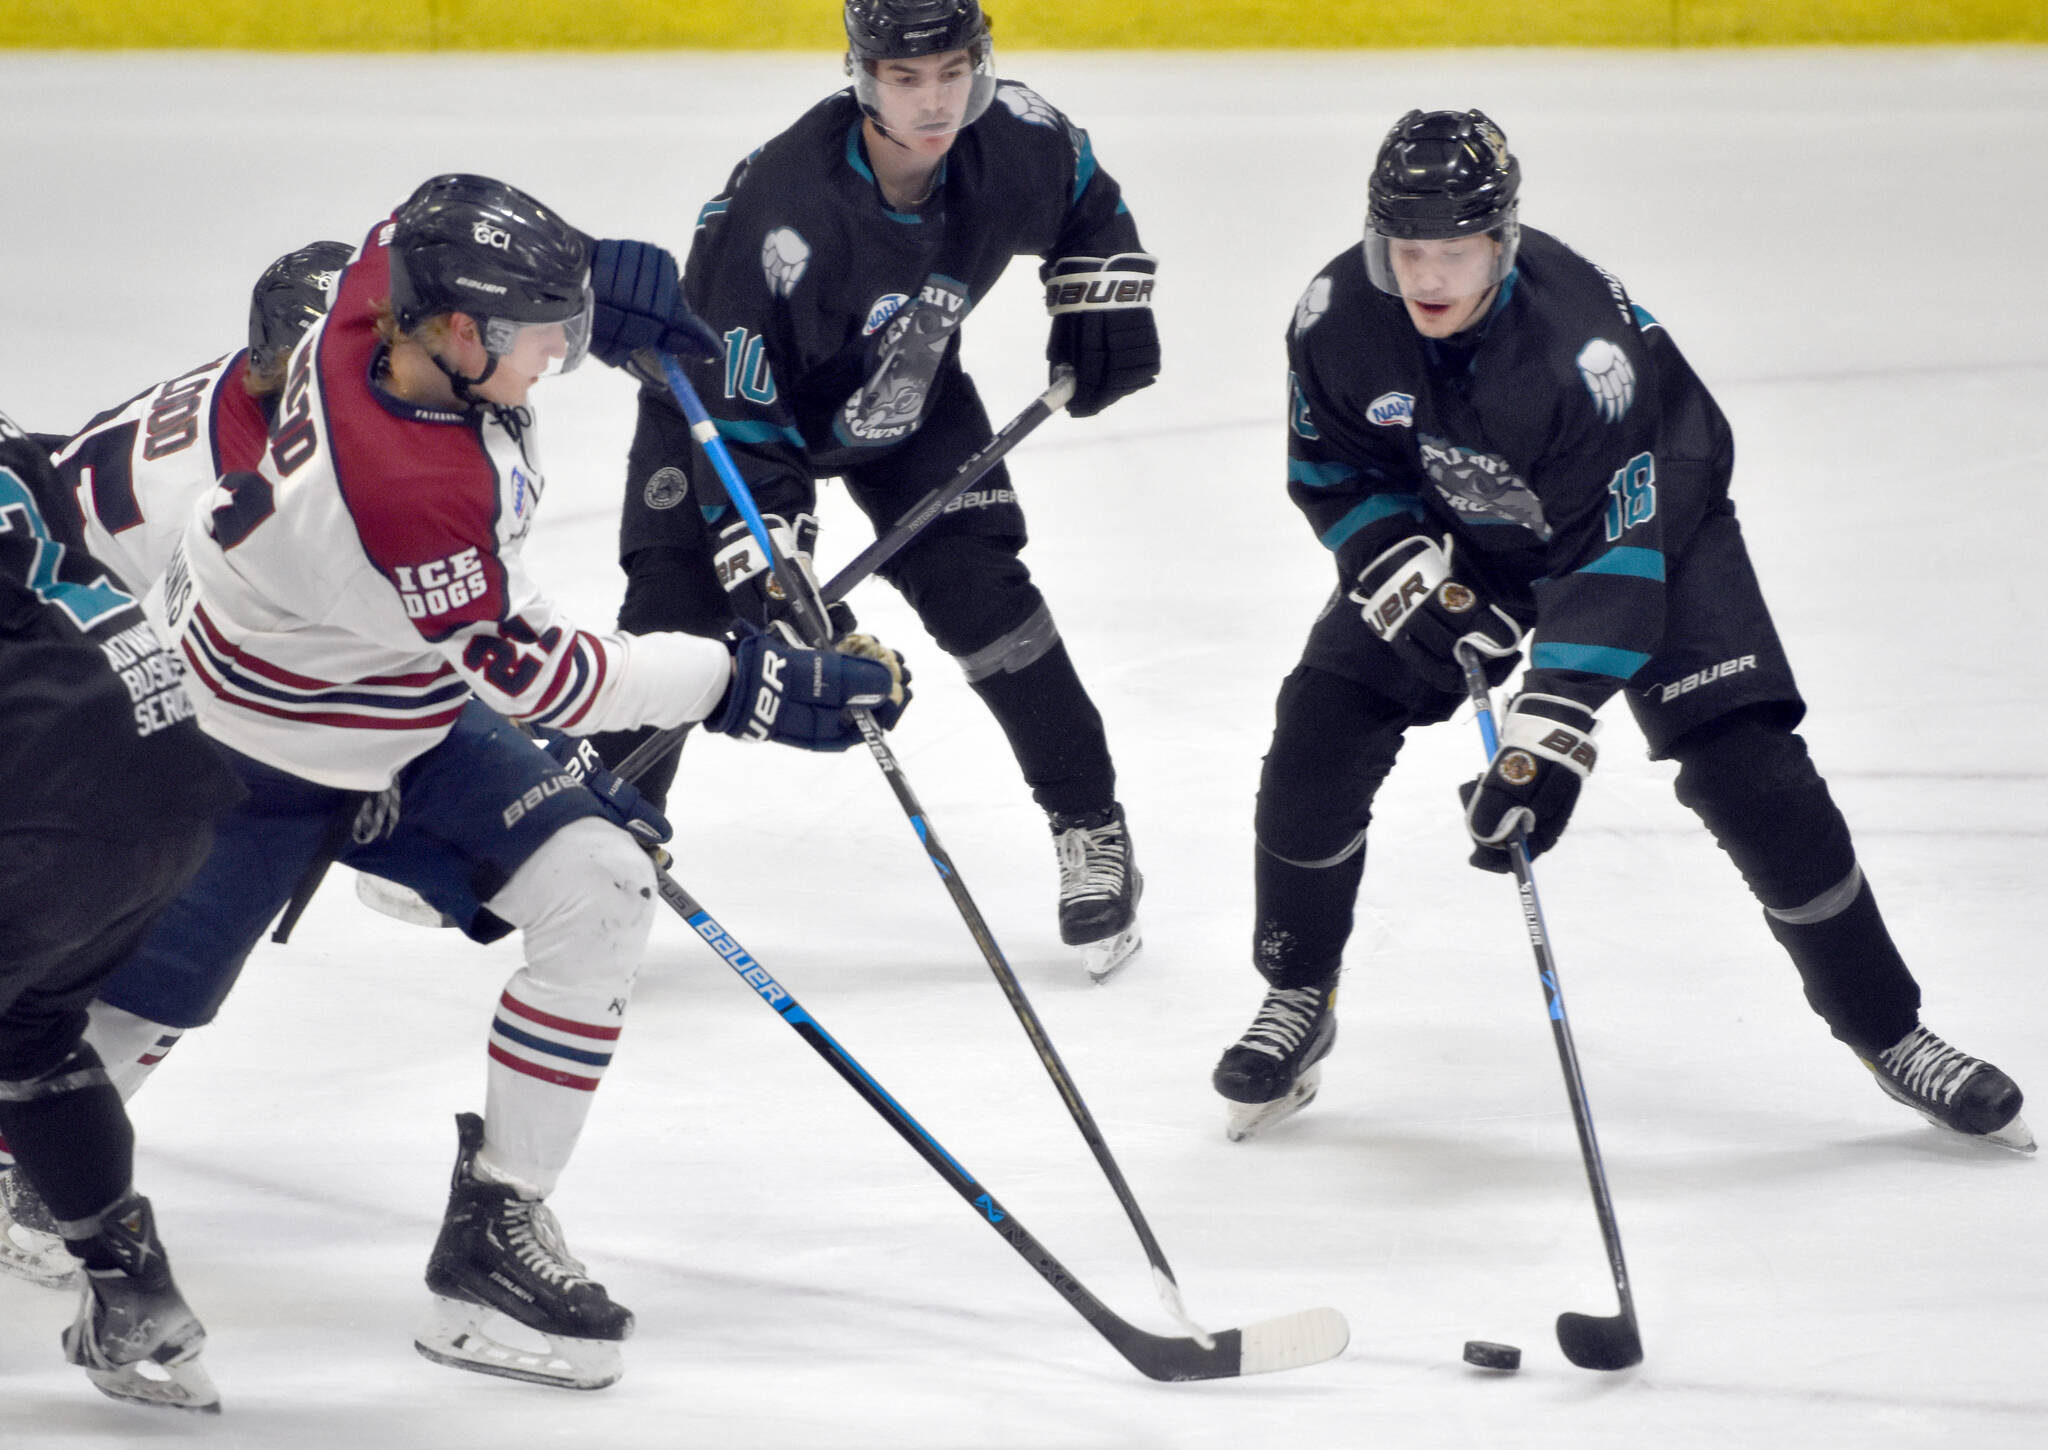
xmin=655 ymin=354 xmax=1217 ymax=1344
xmin=1458 ymin=644 xmax=1643 ymax=1371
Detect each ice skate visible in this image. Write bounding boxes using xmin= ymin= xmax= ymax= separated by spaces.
xmin=1860 ymin=1025 xmax=2034 ymax=1152
xmin=1212 ymin=984 xmax=1338 ymax=1142
xmin=61 ymin=1192 xmax=220 ymax=1413
xmin=0 ymin=1166 xmax=79 ymax=1289
xmin=1051 ymin=804 xmax=1143 ymax=982
xmin=415 ymin=1113 xmax=633 ymax=1390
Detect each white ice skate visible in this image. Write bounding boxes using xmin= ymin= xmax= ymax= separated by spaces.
xmin=62 ymin=1193 xmax=220 ymax=1413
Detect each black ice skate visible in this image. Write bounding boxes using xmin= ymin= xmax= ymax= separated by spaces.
xmin=415 ymin=1113 xmax=634 ymax=1390
xmin=62 ymin=1191 xmax=220 ymax=1413
xmin=1212 ymin=984 xmax=1338 ymax=1142
xmin=0 ymin=1166 xmax=79 ymax=1289
xmin=1051 ymin=803 xmax=1143 ymax=981
xmin=1860 ymin=1025 xmax=2034 ymax=1152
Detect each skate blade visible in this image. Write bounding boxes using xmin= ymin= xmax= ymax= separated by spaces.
xmin=1081 ymin=926 xmax=1143 ymax=983
xmin=1983 ymin=1110 xmax=2037 ymax=1154
xmin=415 ymin=1296 xmax=624 ymax=1391
xmin=1223 ymin=1065 xmax=1323 ymax=1143
xmin=82 ymin=1354 xmax=221 ymax=1414
xmin=0 ymin=1230 xmax=80 ymax=1290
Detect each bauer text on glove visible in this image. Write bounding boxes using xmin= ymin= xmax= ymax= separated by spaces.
xmin=1350 ymin=534 xmax=1520 ymax=693
xmin=1044 ymin=252 xmax=1159 ymax=418
xmin=707 ymin=630 xmax=904 ymax=752
xmin=1459 ymin=693 xmax=1598 ymax=872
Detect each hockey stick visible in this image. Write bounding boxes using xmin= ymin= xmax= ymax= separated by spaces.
xmin=658 ymin=354 xmax=1217 ymax=1346
xmin=655 ymin=859 xmax=1350 ymax=1380
xmin=605 ymin=367 xmax=1075 ymax=790
xmin=1457 ymin=645 xmax=1643 ymax=1372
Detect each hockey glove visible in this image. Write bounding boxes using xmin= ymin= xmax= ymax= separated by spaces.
xmin=1459 ymin=694 xmax=1600 ymax=873
xmin=536 ymin=729 xmax=674 ymax=845
xmin=1349 ymin=534 xmax=1520 ymax=693
xmin=708 ymin=627 xmax=902 ymax=752
xmin=836 ymin=631 xmax=912 ymax=731
xmin=588 ymin=239 xmax=720 ymax=369
xmin=1044 ymin=253 xmax=1160 ymax=418
xmin=712 ymin=514 xmax=856 ymax=641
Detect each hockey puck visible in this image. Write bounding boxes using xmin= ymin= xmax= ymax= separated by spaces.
xmin=1462 ymin=1340 xmax=1521 ymax=1371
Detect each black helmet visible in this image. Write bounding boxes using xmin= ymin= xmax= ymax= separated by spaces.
xmin=844 ymin=0 xmax=997 ymax=137
xmin=387 ymin=174 xmax=593 ymax=371
xmin=248 ymin=240 xmax=354 ymax=379
xmin=1363 ymin=109 xmax=1521 ymax=297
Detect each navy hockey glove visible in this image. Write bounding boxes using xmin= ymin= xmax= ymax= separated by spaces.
xmin=536 ymin=729 xmax=673 ymax=845
xmin=588 ymin=239 xmax=720 ymax=369
xmin=708 ymin=627 xmax=907 ymax=751
xmin=712 ymin=514 xmax=857 ymax=641
xmin=1349 ymin=534 xmax=1520 ymax=693
xmin=1044 ymin=253 xmax=1160 ymax=419
xmin=1459 ymin=694 xmax=1600 ymax=873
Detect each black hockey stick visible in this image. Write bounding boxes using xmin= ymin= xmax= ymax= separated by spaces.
xmin=1457 ymin=645 xmax=1643 ymax=1371
xmin=658 ymin=355 xmax=1217 ymax=1345
xmin=605 ymin=368 xmax=1075 ymax=790
xmin=654 ymin=859 xmax=1350 ymax=1380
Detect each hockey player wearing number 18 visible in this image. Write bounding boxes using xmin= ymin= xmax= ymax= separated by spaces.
xmin=595 ymin=0 xmax=1158 ymax=979
xmin=1211 ymin=109 xmax=2031 ymax=1152
xmin=56 ymin=174 xmax=910 ymax=1393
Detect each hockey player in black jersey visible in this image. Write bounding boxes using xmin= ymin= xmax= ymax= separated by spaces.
xmin=0 ymin=410 xmax=243 ymax=1410
xmin=1211 ymin=109 xmax=2030 ymax=1152
xmin=594 ymin=0 xmax=1159 ymax=978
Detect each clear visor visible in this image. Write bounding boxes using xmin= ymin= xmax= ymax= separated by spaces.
xmin=1362 ymin=226 xmax=1518 ymax=302
xmin=853 ymin=47 xmax=997 ymax=138
xmin=482 ymin=285 xmax=593 ymax=377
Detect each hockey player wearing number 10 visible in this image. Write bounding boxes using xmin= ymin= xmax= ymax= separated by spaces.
xmin=50 ymin=174 xmax=910 ymax=1393
xmin=592 ymin=0 xmax=1159 ymax=980
xmin=1211 ymin=110 xmax=2032 ymax=1153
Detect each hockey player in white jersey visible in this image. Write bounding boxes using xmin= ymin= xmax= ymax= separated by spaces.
xmin=47 ymin=174 xmax=911 ymax=1392
xmin=48 ymin=240 xmax=355 ymax=597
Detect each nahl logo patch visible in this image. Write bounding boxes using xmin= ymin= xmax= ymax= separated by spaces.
xmin=1367 ymin=391 xmax=1415 ymax=428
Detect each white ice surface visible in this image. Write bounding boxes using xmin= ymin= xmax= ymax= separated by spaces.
xmin=4 ymin=46 xmax=2046 ymax=1450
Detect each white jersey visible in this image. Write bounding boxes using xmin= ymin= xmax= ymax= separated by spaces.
xmin=51 ymin=350 xmax=271 ymax=596
xmin=162 ymin=216 xmax=731 ymax=791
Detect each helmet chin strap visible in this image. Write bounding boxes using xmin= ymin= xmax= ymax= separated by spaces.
xmin=431 ymin=348 xmax=498 ymax=407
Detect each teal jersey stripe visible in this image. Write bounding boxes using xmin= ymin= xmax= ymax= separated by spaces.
xmin=1288 ymin=458 xmax=1360 ymax=490
xmin=1576 ymin=546 xmax=1665 ymax=581
xmin=1318 ymin=493 xmax=1426 ymax=552
xmin=1073 ymin=132 xmax=1098 ymax=205
xmin=1532 ymin=642 xmax=1652 ymax=680
xmin=716 ymin=418 xmax=807 ymax=449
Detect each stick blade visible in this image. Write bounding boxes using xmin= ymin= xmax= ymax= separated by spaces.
xmin=1556 ymin=1310 xmax=1642 ymax=1370
xmin=1237 ymin=1306 xmax=1351 ymax=1376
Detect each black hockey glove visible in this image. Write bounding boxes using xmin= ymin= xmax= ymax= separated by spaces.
xmin=1459 ymin=694 xmax=1600 ymax=873
xmin=535 ymin=729 xmax=673 ymax=845
xmin=1044 ymin=253 xmax=1160 ymax=418
xmin=588 ymin=239 xmax=720 ymax=369
xmin=1349 ymin=534 xmax=1520 ymax=693
xmin=711 ymin=514 xmax=857 ymax=641
xmin=707 ymin=627 xmax=908 ymax=752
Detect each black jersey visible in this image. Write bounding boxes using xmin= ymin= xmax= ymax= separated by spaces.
xmin=660 ymin=82 xmax=1144 ymax=519
xmin=1285 ymin=226 xmax=1735 ymax=714
xmin=0 ymin=410 xmax=241 ymax=837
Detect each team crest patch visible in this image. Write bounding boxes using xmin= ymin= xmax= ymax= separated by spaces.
xmin=996 ymin=83 xmax=1058 ymax=128
xmin=1294 ymin=275 xmax=1332 ymax=335
xmin=643 ymin=466 xmax=689 ymax=511
xmin=510 ymin=467 xmax=531 ymax=516
xmin=1577 ymin=337 xmax=1636 ymax=423
xmin=1367 ymin=391 xmax=1415 ymax=428
xmin=864 ymin=293 xmax=909 ymax=336
xmin=762 ymin=227 xmax=811 ymax=298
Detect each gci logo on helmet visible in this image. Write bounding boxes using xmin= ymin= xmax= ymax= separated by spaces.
xmin=472 ymin=221 xmax=512 ymax=250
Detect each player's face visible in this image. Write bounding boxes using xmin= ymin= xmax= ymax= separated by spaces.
xmin=1386 ymin=235 xmax=1502 ymax=338
xmin=867 ymin=49 xmax=978 ymax=154
xmin=472 ymin=320 xmax=570 ymax=406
